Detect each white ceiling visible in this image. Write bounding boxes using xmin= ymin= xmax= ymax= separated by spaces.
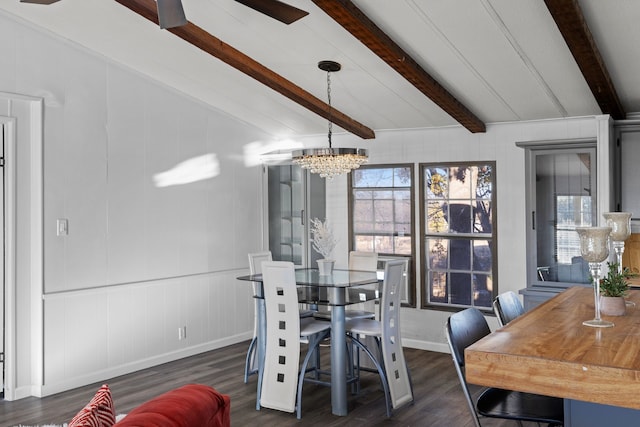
xmin=1 ymin=0 xmax=638 ymax=140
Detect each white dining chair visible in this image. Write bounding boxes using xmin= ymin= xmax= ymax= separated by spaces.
xmin=349 ymin=250 xmax=379 ymax=271
xmin=244 ymin=251 xmax=315 ymax=383
xmin=346 ymin=251 xmax=379 ymax=319
xmin=259 ymin=261 xmax=331 ymax=419
xmin=313 ymin=251 xmax=379 ymax=321
xmin=346 ymin=259 xmax=414 ymax=417
xmin=244 ymin=251 xmax=273 ymax=383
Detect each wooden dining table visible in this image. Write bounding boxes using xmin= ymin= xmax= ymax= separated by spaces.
xmin=465 ymin=286 xmax=640 ymax=426
xmin=237 ymin=268 xmax=380 ymax=416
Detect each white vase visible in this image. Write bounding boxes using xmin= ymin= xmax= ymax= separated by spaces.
xmin=317 ymin=259 xmax=335 ymax=276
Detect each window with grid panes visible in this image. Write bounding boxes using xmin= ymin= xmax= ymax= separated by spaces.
xmin=349 ymin=165 xmax=415 ymax=305
xmin=421 ymin=163 xmax=497 ymax=310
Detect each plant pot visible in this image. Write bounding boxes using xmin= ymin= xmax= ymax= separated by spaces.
xmin=600 ymin=296 xmax=626 ymax=316
xmin=317 ymin=259 xmax=335 ymax=276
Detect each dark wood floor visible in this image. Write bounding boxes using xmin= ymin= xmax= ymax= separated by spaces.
xmin=1 ymin=341 xmax=524 ymax=426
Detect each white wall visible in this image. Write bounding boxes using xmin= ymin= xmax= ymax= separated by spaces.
xmin=297 ymin=116 xmax=609 ymax=352
xmin=0 ymin=12 xmax=269 ymax=398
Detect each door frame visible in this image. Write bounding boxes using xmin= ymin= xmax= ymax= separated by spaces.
xmin=0 ymin=91 xmax=43 ymax=401
xmin=0 ymin=116 xmax=16 ymax=400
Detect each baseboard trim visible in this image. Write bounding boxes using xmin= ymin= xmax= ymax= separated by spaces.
xmin=402 ymin=338 xmax=449 ymax=354
xmin=36 ymin=332 xmax=252 ymax=398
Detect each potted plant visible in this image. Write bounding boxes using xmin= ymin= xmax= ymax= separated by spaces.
xmin=599 ymin=262 xmax=637 ymax=316
xmin=310 ymin=218 xmax=337 ymax=275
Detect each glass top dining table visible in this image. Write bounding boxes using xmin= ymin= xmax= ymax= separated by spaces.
xmin=238 ymin=268 xmax=381 ymax=304
xmin=237 ymin=268 xmax=380 ymax=416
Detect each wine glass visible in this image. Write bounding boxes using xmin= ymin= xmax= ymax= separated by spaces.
xmin=603 ymin=212 xmax=633 ymax=306
xmin=576 ymin=226 xmax=614 ymax=328
xmin=603 ymin=212 xmax=632 ymax=272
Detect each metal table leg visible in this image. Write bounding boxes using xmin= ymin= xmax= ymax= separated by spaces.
xmin=255 ymin=296 xmax=266 ymax=410
xmin=330 ymin=304 xmax=347 ymax=416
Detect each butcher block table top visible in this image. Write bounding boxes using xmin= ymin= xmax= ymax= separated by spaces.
xmin=465 ymin=286 xmax=640 ymax=410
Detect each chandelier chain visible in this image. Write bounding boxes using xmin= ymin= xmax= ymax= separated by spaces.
xmin=326 ymin=69 xmax=333 ymax=148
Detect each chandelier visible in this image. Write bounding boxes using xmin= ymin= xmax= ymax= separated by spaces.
xmin=292 ymin=61 xmax=368 ymax=179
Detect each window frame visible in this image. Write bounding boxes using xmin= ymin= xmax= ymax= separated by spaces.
xmin=419 ymin=161 xmax=498 ymax=312
xmin=348 ymin=163 xmax=416 ymax=307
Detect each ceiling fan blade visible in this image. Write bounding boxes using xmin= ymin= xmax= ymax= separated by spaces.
xmin=157 ymin=0 xmax=187 ymax=29
xmin=19 ymin=0 xmax=61 ymax=4
xmin=235 ymin=0 xmax=309 ymax=25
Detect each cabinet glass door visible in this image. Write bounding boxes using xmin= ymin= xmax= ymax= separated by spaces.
xmin=529 ymin=147 xmax=596 ymax=286
xmin=268 ymin=165 xmax=305 ymax=266
xmin=267 ymin=164 xmax=325 ymax=267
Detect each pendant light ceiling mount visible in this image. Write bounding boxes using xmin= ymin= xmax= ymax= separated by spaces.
xmin=318 ymin=60 xmax=341 ymax=73
xmin=292 ymin=60 xmax=368 ymax=179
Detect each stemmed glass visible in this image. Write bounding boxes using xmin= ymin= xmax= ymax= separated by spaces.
xmin=603 ymin=212 xmax=632 ymax=272
xmin=603 ymin=212 xmax=633 ymax=306
xmin=576 ymin=226 xmax=614 ymax=328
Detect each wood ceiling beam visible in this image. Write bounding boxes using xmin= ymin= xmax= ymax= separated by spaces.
xmin=545 ymin=0 xmax=625 ymax=119
xmin=113 ymin=0 xmax=375 ymax=139
xmin=311 ymin=0 xmax=486 ymax=133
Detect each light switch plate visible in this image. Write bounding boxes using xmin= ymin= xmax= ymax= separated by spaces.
xmin=57 ymin=218 xmax=68 ymax=236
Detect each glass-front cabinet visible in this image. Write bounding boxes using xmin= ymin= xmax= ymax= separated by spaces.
xmin=533 ymin=149 xmax=595 ymax=285
xmin=267 ymin=165 xmax=325 ymax=267
xmin=520 ymin=141 xmax=597 ymax=309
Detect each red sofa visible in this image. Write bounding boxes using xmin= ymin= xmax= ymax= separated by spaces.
xmin=114 ymin=384 xmax=231 ymax=427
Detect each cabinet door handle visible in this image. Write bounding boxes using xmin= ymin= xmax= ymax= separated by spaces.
xmin=531 ymin=211 xmax=536 ymax=230
xmin=301 ymin=210 xmax=305 ymax=225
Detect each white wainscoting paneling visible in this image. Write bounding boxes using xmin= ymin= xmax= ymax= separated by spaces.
xmin=42 ymin=269 xmax=253 ymax=395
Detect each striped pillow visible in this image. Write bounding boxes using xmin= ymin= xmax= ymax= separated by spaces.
xmin=69 ymin=384 xmax=116 ymax=427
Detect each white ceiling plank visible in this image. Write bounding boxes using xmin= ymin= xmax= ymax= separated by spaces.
xmin=1 ymin=0 xmax=637 ymax=139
